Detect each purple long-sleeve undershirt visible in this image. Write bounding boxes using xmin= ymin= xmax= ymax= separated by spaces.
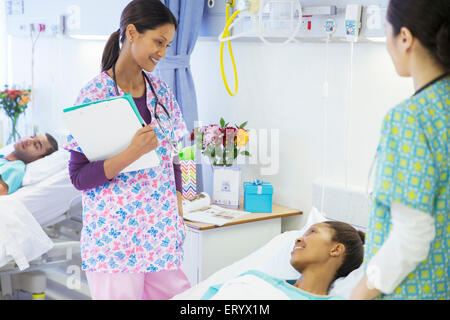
xmin=68 ymin=93 xmax=182 ymax=192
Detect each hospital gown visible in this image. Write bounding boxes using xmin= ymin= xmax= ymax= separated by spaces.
xmin=0 ymin=156 xmax=25 ymax=194
xmin=365 ymin=77 xmax=449 ymax=299
xmin=201 ymin=270 xmax=343 ymax=300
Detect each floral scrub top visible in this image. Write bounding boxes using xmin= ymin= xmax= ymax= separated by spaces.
xmin=64 ymin=71 xmax=189 ymax=273
xmin=365 ymin=76 xmax=449 ymax=299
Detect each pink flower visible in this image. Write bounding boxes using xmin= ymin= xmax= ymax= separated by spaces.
xmin=201 ymin=124 xmax=222 ymax=148
xmin=203 ymin=132 xmax=218 ymax=147
xmin=221 ymin=127 xmax=237 ymax=146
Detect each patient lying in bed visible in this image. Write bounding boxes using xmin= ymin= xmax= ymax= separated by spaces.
xmin=201 ymin=221 xmax=365 ymax=300
xmin=0 ymin=133 xmax=58 ymax=195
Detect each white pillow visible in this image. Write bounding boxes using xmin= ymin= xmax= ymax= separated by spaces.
xmin=329 ymin=264 xmax=364 ymax=299
xmin=0 ymin=144 xmax=14 ymax=156
xmin=22 ymin=150 xmax=69 ymax=186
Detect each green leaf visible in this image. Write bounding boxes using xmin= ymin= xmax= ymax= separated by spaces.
xmin=239 ymin=121 xmax=248 ymax=129
xmin=220 ymin=118 xmax=225 ymax=128
xmin=241 ymin=151 xmax=251 ymax=156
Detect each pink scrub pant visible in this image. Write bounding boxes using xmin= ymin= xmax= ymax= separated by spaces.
xmin=85 ymin=269 xmax=191 ymax=300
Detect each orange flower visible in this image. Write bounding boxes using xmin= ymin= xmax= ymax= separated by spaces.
xmin=236 ymin=128 xmax=249 ymax=147
xmin=18 ymin=95 xmax=30 ymax=105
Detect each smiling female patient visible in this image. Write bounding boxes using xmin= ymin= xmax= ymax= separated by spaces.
xmin=201 ymin=221 xmax=365 ymax=300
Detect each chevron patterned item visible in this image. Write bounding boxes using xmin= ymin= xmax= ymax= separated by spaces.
xmin=181 ymin=160 xmax=197 ymax=200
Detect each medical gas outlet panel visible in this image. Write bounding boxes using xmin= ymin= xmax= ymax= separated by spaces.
xmin=201 ymin=0 xmax=389 ymax=42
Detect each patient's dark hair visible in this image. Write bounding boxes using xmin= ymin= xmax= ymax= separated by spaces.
xmin=101 ymin=0 xmax=178 ymax=72
xmin=44 ymin=133 xmax=58 ymax=157
xmin=324 ymin=221 xmax=365 ymax=281
xmin=387 ymin=0 xmax=450 ymax=70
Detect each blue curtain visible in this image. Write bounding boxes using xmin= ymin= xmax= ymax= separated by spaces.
xmin=156 ymin=0 xmax=206 ymax=192
xmin=156 ymin=0 xmax=205 ymax=133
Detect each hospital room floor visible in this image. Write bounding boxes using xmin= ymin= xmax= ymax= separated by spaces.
xmin=11 ymin=257 xmax=91 ymax=300
xmin=43 ymin=216 xmax=92 ymax=299
xmin=43 ymin=258 xmax=91 ymax=300
xmin=42 ymin=226 xmax=91 ymax=300
xmin=15 ymin=222 xmax=92 ymax=300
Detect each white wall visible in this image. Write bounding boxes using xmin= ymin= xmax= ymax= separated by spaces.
xmin=190 ymin=39 xmax=412 ymax=231
xmin=5 ymin=35 xmax=105 ymax=142
xmin=0 ymin=0 xmax=9 ymax=147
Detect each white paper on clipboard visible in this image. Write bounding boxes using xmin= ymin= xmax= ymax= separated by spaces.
xmin=62 ymin=95 xmax=161 ymax=173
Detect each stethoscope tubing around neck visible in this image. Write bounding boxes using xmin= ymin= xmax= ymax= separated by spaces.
xmin=111 ymin=63 xmax=178 ymax=153
xmin=111 ymin=63 xmax=171 ymax=122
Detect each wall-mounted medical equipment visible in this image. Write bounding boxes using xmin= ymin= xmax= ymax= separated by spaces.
xmin=204 ymin=0 xmax=388 ymax=96
xmin=201 ymin=0 xmax=388 ymax=42
xmin=344 ymin=4 xmax=362 ymax=42
xmin=220 ymin=0 xmax=239 ymax=96
xmin=219 ymin=0 xmax=303 ymax=46
xmin=219 ymin=0 xmax=303 ymax=96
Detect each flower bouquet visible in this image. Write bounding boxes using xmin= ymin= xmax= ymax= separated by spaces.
xmin=191 ymin=118 xmax=250 ymax=208
xmin=191 ymin=117 xmax=250 ymax=166
xmin=0 ymin=86 xmax=31 ymax=144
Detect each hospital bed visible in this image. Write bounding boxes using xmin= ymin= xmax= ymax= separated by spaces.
xmin=173 ymin=181 xmax=370 ymax=300
xmin=0 ymin=145 xmax=82 ymax=299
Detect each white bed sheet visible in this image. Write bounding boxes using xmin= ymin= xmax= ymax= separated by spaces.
xmin=4 ymin=169 xmax=82 ymax=226
xmin=0 ymin=199 xmax=54 ymax=270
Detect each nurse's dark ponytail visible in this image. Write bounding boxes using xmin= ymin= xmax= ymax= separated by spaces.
xmin=387 ymin=0 xmax=450 ymax=70
xmin=101 ymin=0 xmax=178 ymax=72
xmin=436 ymin=22 xmax=450 ymax=70
xmin=102 ymin=30 xmax=121 ymax=73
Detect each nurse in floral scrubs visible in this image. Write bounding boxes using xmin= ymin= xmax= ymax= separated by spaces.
xmin=64 ymin=0 xmax=190 ymax=300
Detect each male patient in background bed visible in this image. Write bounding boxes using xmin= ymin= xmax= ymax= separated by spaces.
xmin=0 ymin=133 xmax=58 ymax=196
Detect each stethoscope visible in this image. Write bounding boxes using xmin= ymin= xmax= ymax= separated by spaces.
xmin=111 ymin=63 xmax=178 ymax=153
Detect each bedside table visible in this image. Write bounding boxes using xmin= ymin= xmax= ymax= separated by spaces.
xmin=181 ymin=202 xmax=302 ymax=286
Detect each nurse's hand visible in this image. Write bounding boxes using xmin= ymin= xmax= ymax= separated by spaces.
xmin=350 ymin=275 xmax=381 ymax=300
xmin=129 ymin=125 xmax=159 ymax=157
xmin=104 ymin=125 xmax=158 ymax=180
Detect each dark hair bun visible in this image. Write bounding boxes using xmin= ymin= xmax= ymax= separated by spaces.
xmin=436 ymin=20 xmax=450 ymax=70
xmin=357 ymin=230 xmax=365 ymax=244
xmin=388 ymin=0 xmax=450 ymax=71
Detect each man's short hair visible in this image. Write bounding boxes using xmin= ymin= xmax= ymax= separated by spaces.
xmin=44 ymin=133 xmax=59 ymax=157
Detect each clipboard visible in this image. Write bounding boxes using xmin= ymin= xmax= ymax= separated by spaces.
xmin=62 ymin=94 xmax=161 ymax=173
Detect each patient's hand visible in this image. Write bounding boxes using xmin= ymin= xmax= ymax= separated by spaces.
xmin=0 ymin=177 xmax=9 ymax=196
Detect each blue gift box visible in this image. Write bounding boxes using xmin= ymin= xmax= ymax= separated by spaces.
xmin=244 ymin=181 xmax=273 ymax=213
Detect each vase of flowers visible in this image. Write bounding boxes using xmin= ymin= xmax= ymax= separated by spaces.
xmin=0 ymin=86 xmax=31 ymax=144
xmin=192 ymin=118 xmax=250 ymax=208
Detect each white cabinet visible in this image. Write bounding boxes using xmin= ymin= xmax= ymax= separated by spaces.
xmin=181 ymin=215 xmax=293 ymax=286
